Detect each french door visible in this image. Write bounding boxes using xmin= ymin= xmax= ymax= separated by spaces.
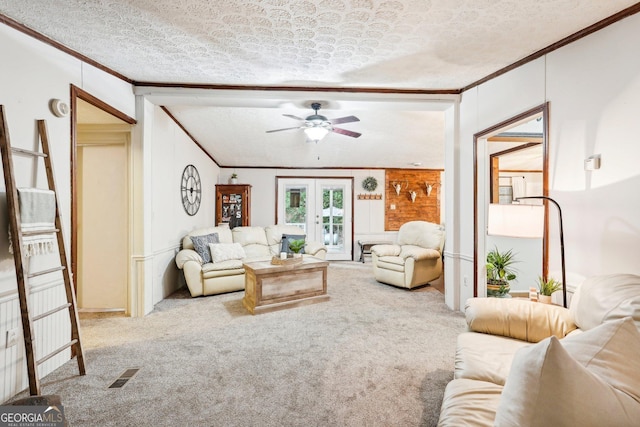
xmin=277 ymin=178 xmax=353 ymax=261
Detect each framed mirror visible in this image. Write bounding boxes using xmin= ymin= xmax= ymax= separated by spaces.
xmin=473 ymin=103 xmax=549 ymax=298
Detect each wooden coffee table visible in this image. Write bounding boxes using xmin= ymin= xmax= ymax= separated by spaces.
xmin=242 ymin=257 xmax=329 ymax=314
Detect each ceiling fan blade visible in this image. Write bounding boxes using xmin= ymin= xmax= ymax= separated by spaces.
xmin=330 ymin=115 xmax=360 ymax=125
xmin=283 ymin=114 xmax=306 ymax=121
xmin=331 ymin=127 xmax=362 ymax=138
xmin=265 ymin=126 xmax=302 ymax=133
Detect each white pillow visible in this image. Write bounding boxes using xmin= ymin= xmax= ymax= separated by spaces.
xmin=570 ymin=274 xmax=640 ymax=330
xmin=209 ymin=242 xmax=246 ymax=263
xmin=494 ymin=334 xmax=640 ymax=427
xmin=562 ymin=316 xmax=640 ymax=400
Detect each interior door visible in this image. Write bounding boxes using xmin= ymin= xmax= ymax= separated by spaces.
xmin=277 ymin=177 xmax=353 ymax=261
xmin=77 ymin=129 xmax=129 ymax=311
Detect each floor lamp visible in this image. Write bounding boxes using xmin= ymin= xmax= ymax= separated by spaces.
xmin=487 ymin=196 xmax=567 ymax=308
xmin=516 ymin=196 xmax=566 ymax=308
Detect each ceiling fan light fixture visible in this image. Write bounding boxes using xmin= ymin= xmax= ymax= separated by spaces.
xmin=266 ymin=102 xmax=360 ymax=141
xmin=304 ymin=126 xmax=330 ymax=142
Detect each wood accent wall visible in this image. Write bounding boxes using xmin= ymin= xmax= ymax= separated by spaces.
xmin=385 ymin=169 xmax=441 ymax=231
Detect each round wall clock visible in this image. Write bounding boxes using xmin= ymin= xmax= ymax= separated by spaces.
xmin=181 ymin=164 xmax=202 ymax=216
xmin=362 ymin=176 xmax=378 ymax=192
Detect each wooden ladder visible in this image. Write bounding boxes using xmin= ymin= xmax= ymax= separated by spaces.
xmin=0 ymin=105 xmax=85 ymax=395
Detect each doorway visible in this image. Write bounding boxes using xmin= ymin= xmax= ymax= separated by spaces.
xmin=71 ymin=87 xmax=136 ymax=314
xmin=473 ymin=103 xmax=549 ymax=297
xmin=276 ymin=177 xmax=353 ymax=261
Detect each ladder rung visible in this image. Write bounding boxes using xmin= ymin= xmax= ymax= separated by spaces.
xmin=37 ymin=339 xmax=78 ymax=366
xmin=32 ymin=303 xmax=72 ymax=322
xmin=28 ymin=266 xmax=65 ymax=279
xmin=21 ymin=228 xmax=59 ymax=236
xmin=11 ymin=147 xmax=47 ymax=157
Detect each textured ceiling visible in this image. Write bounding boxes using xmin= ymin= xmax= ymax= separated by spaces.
xmin=1 ymin=0 xmax=636 ymax=88
xmin=1 ymin=0 xmax=637 ymax=168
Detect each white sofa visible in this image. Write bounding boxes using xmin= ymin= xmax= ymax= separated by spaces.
xmin=371 ymin=221 xmax=444 ymax=289
xmin=438 ymin=274 xmax=640 ymax=426
xmin=175 ymin=224 xmax=327 ymax=297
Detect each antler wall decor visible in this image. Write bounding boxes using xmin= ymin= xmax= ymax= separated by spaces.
xmin=391 ymin=180 xmax=408 ymax=196
xmin=385 ymin=169 xmax=442 ymax=230
xmin=425 ymin=182 xmax=433 ymax=196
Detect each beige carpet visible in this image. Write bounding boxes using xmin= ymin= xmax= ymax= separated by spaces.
xmin=11 ymin=261 xmax=465 ymax=426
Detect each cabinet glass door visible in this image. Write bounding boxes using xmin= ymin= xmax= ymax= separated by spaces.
xmin=220 ymin=192 xmax=243 ymax=229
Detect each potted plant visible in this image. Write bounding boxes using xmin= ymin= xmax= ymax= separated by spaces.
xmin=229 ymin=173 xmax=238 ymax=184
xmin=288 ymin=239 xmax=305 ymax=258
xmin=536 ymin=276 xmax=562 ymax=304
xmin=486 ymin=246 xmax=518 ymax=297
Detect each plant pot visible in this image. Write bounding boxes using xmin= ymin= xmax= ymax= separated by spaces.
xmin=229 ymin=178 xmax=238 ymax=184
xmin=487 ymin=281 xmax=510 ymax=297
xmin=538 ymin=294 xmax=552 ymax=304
xmin=293 ymin=253 xmax=302 ymax=258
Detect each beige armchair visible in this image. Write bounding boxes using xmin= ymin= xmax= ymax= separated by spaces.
xmin=371 ymin=221 xmax=445 ymax=289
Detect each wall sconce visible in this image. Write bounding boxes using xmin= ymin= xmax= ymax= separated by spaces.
xmin=584 ymin=154 xmax=601 ymax=170
xmin=391 ymin=180 xmax=407 ymax=195
xmin=409 ymin=190 xmax=417 ymax=203
xmin=425 ymin=182 xmax=433 ymax=196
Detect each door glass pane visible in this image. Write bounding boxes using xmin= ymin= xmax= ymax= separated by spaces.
xmin=285 ymin=185 xmax=307 ymax=232
xmin=322 ymin=186 xmax=344 ymax=248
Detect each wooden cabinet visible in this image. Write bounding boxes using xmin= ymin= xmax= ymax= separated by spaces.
xmin=215 ymin=184 xmax=251 ymax=229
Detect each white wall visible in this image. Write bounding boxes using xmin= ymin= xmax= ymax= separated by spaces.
xmin=443 ymin=103 xmax=461 ymax=309
xmin=147 ymin=106 xmax=219 ymax=308
xmin=0 ymin=23 xmax=135 ymax=402
xmin=545 ymin=17 xmax=640 ymax=280
xmin=447 ymin=13 xmax=640 ymax=310
xmin=0 ymin=21 xmax=220 ymax=400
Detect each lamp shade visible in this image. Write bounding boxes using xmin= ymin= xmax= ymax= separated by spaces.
xmin=304 ymin=126 xmax=329 ymax=141
xmin=487 ymin=203 xmax=544 ymax=238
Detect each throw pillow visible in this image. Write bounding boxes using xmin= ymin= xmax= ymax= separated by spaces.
xmin=562 ymin=317 xmax=640 ymax=400
xmin=209 ymin=242 xmax=246 ymax=263
xmin=190 ymin=233 xmax=219 ymax=263
xmin=281 ymin=234 xmax=306 ymax=254
xmin=494 ymin=335 xmax=640 ymax=427
xmin=569 ymin=274 xmax=640 ymax=331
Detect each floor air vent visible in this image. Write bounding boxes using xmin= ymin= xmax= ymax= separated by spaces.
xmin=109 ymin=368 xmax=140 ymax=389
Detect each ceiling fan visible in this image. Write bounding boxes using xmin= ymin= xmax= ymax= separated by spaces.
xmin=266 ymin=102 xmax=361 ymax=142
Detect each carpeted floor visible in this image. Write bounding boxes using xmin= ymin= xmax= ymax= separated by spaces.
xmin=12 ymin=261 xmax=465 ymax=426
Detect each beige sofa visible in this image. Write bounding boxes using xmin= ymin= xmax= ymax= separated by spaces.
xmin=438 ymin=274 xmax=640 ymax=426
xmin=175 ymin=224 xmax=327 ymax=297
xmin=371 ymin=221 xmax=444 ymax=289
